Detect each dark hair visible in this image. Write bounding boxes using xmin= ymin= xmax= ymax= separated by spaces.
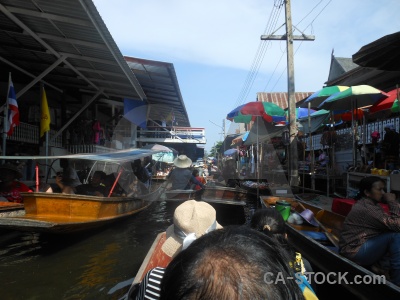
xmin=250 ymin=208 xmax=290 ymax=252
xmin=358 ymin=176 xmax=385 ymax=197
xmin=160 ymin=225 xmax=303 ymax=300
xmin=93 ymin=170 xmax=106 ymax=180
xmin=192 ymin=169 xmax=199 ymax=177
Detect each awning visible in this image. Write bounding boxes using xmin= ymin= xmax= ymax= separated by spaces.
xmin=0 ymin=148 xmax=161 ymax=162
xmin=352 ymin=31 xmax=400 ymax=71
xmin=231 ymin=131 xmax=249 ymax=145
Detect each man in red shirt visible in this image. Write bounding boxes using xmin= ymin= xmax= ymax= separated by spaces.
xmin=0 ymin=163 xmax=32 ymax=203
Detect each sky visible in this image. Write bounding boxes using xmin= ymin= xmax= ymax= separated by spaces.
xmin=92 ymin=0 xmax=400 ymax=153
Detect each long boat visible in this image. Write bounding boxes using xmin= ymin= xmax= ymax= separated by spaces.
xmin=0 ymin=148 xmax=164 ymax=234
xmin=0 ymin=202 xmax=25 ymax=218
xmin=260 ymin=195 xmax=400 ymax=299
xmin=163 ymin=185 xmax=248 ymax=206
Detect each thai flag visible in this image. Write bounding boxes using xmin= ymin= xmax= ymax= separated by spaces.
xmin=6 ymin=78 xmax=19 ymax=136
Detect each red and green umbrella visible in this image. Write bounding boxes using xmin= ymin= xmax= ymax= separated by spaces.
xmin=369 ymin=88 xmax=399 ymax=113
xmin=226 ymin=101 xmax=286 ymax=124
xmin=301 ymin=86 xmax=349 ymax=108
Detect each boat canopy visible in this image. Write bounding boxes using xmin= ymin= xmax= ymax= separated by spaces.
xmin=0 ymin=148 xmax=162 ymax=163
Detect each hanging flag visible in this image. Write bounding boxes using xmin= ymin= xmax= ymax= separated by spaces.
xmin=6 ymin=77 xmax=19 ymax=136
xmin=40 ymin=86 xmax=51 ymax=137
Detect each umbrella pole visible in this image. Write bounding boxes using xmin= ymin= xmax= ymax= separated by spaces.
xmin=257 ymin=117 xmax=260 ymax=202
xmin=308 ymin=102 xmax=315 ymax=180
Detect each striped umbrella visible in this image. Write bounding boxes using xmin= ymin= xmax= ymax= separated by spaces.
xmin=226 ymin=101 xmax=286 ymax=124
xmin=300 ymin=86 xmax=349 ymax=108
xmin=318 ymin=85 xmax=388 ymax=111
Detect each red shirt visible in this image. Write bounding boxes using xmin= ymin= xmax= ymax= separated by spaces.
xmin=0 ymin=181 xmax=33 ymax=203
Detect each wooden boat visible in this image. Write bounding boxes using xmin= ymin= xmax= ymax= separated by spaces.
xmin=0 ymin=192 xmax=158 ymax=234
xmin=125 ymin=232 xmax=171 ymax=299
xmin=163 ymin=185 xmax=248 ymax=206
xmin=0 ymin=149 xmax=165 ymax=234
xmin=260 ymin=196 xmax=400 ymax=299
xmin=0 ymin=202 xmax=25 ymax=218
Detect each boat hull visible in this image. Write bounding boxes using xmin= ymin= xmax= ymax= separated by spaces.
xmin=0 ymin=192 xmax=152 ymax=233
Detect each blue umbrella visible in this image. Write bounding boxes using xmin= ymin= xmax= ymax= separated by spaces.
xmin=224 ymin=148 xmax=238 ymax=156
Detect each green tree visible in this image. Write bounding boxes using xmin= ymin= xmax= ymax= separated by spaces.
xmin=209 ymin=141 xmax=223 ymax=158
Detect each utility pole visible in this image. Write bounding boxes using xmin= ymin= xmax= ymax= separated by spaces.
xmin=261 ymin=0 xmax=314 ymax=186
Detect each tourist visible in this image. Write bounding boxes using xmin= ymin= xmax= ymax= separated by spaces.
xmin=0 ymin=163 xmax=32 ymax=202
xmin=160 ymin=225 xmax=304 ymax=299
xmin=55 ymin=158 xmax=82 ymax=193
xmin=167 ymin=155 xmax=205 ymax=190
xmin=130 ymin=200 xmax=222 ymax=300
xmin=75 ymin=171 xmax=107 ymax=197
xmin=192 ymin=169 xmax=206 ymax=191
xmin=339 ymin=176 xmax=400 ymax=286
xmin=131 ymin=159 xmax=151 ymax=189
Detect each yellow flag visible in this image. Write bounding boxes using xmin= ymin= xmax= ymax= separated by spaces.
xmin=40 ymin=87 xmax=51 ymax=137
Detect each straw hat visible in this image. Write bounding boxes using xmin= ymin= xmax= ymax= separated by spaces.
xmin=299 ymin=209 xmax=319 ymax=227
xmin=173 ymin=155 xmax=192 ymax=168
xmin=161 ymin=200 xmax=222 ymax=258
xmin=0 ymin=163 xmax=23 ymax=179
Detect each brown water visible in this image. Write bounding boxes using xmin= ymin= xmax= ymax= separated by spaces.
xmin=0 ymin=201 xmax=247 ymax=300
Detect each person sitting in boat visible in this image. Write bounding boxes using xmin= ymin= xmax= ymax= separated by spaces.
xmin=167 ymin=155 xmax=205 ymax=190
xmin=192 ymin=169 xmax=206 ymax=191
xmin=54 ymin=158 xmax=82 ymax=193
xmin=128 ymin=200 xmax=222 ymax=300
xmin=124 ymin=173 xmax=149 ymax=197
xmin=250 ymin=208 xmax=318 ymax=299
xmin=75 ymin=171 xmax=107 ymax=197
xmin=131 ymin=159 xmax=151 ymax=189
xmin=0 ymin=163 xmax=32 ymax=203
xmin=160 ymin=225 xmax=304 ymax=300
xmin=339 ymin=176 xmax=400 ymax=286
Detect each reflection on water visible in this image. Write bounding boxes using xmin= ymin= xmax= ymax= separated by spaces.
xmin=0 ymin=201 xmax=245 ymax=299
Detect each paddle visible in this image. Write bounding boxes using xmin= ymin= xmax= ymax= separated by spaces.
xmin=296 ymin=201 xmax=340 ymax=248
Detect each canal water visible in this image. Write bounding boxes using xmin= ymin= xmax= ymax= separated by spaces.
xmin=0 ymin=201 xmax=247 ymax=300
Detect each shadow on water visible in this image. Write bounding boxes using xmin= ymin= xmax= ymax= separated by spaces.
xmin=0 ymin=202 xmax=173 ymax=299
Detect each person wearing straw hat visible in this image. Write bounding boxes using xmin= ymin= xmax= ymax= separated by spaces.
xmin=129 ymin=200 xmax=222 ymax=300
xmin=167 ymin=155 xmax=205 ymax=190
xmin=0 ymin=163 xmax=32 ymax=203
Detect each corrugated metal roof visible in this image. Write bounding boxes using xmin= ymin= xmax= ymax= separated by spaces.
xmin=0 ymin=0 xmax=145 ymax=103
xmin=256 ymin=92 xmax=313 ymax=109
xmin=125 ymin=56 xmax=190 ymax=127
xmin=0 ymin=0 xmax=191 ymax=127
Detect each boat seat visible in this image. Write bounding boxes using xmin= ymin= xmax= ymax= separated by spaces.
xmin=331 ymin=198 xmax=389 ymax=216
